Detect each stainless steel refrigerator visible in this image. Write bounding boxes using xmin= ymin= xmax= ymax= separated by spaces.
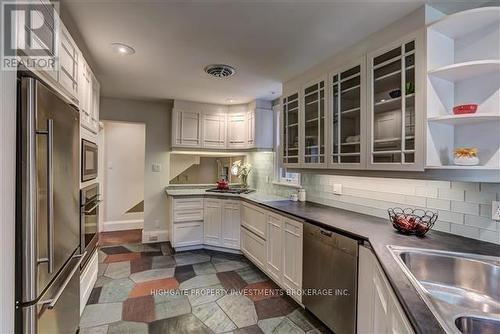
xmin=16 ymin=75 xmax=84 ymax=334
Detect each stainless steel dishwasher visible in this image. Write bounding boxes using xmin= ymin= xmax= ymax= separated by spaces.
xmin=303 ymin=222 xmax=359 ymax=334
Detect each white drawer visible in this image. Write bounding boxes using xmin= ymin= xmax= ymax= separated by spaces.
xmin=174 ymin=197 xmax=204 ymax=210
xmin=241 ymin=202 xmax=267 ymax=239
xmin=173 ymin=221 xmax=203 ymax=247
xmin=173 ymin=208 xmax=204 ymax=222
xmin=241 ymin=227 xmax=266 ymax=270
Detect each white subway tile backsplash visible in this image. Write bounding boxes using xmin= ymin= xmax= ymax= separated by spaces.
xmin=464 ymin=215 xmax=497 ymax=231
xmin=247 ymin=152 xmax=499 ymax=245
xmin=433 ymin=220 xmax=451 ymax=232
xmin=438 ymin=210 xmax=464 ymax=224
xmin=438 ymin=188 xmax=465 ymax=201
xmin=479 ymin=229 xmax=500 ymax=244
xmin=426 ymin=180 xmax=451 ymax=188
xmin=451 ymin=182 xmax=480 ymax=192
xmin=480 ymin=204 xmax=492 ymax=218
xmin=450 ymin=223 xmax=480 ymax=239
xmin=415 ymin=186 xmax=438 ymax=198
xmin=480 ymin=183 xmax=500 ymax=193
xmin=405 ymin=195 xmax=427 ymax=207
xmin=426 ymin=198 xmax=451 ymax=210
xmin=451 ymin=201 xmax=480 ymax=215
xmin=465 ymin=191 xmax=496 ymax=205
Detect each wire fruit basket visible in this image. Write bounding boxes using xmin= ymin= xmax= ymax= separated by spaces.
xmin=387 ymin=208 xmax=438 ymax=237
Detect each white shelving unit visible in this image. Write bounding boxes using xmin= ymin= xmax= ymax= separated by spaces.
xmin=426 ymin=7 xmax=500 ymax=170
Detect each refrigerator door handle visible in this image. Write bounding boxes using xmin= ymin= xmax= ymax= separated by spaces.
xmin=38 ymin=251 xmax=86 ymax=309
xmin=36 ymin=119 xmax=55 ymax=273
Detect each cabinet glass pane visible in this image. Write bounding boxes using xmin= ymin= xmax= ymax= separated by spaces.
xmin=372 ymin=44 xmax=403 ymax=163
xmin=404 ymin=44 xmax=416 ymax=163
xmin=304 ymin=80 xmax=325 ymax=164
xmin=283 ymin=93 xmax=299 ymax=164
xmin=332 ymin=76 xmax=339 ymax=155
xmin=331 ymin=65 xmax=361 ymax=165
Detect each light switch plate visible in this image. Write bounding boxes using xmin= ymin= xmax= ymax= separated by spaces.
xmin=492 ymin=201 xmax=500 ymax=221
xmin=333 ymin=183 xmax=342 ymax=195
xmin=152 ymin=163 xmax=161 ymax=172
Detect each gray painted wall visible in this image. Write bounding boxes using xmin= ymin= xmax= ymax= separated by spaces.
xmin=100 ymin=98 xmax=172 ymax=235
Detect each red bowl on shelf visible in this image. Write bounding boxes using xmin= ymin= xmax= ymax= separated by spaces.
xmin=453 ymin=104 xmax=478 ymax=115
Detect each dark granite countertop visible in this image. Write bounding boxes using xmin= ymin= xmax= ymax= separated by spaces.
xmin=246 ymin=200 xmax=500 ymax=334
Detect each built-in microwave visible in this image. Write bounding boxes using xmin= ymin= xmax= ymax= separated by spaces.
xmin=81 ymin=139 xmax=98 ymax=182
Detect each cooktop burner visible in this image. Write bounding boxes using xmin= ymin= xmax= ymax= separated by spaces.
xmin=205 ymin=188 xmax=255 ymax=194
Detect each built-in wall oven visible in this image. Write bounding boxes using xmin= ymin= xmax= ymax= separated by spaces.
xmin=80 ymin=183 xmax=101 ymax=267
xmin=81 ymin=139 xmax=98 ymax=182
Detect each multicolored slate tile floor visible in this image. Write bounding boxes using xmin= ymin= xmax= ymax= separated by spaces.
xmin=80 ymin=239 xmax=332 ymax=334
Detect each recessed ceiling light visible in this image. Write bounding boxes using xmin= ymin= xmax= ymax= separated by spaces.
xmin=111 ymin=42 xmax=135 ymax=55
xmin=226 ymin=98 xmax=235 ymax=103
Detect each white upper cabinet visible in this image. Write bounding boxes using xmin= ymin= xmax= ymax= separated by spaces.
xmin=171 ymin=100 xmax=273 ymax=150
xmin=58 ymin=23 xmax=79 ymax=103
xmin=203 ymin=112 xmax=226 ymax=149
xmin=78 ymin=56 xmax=100 ymax=134
xmin=247 ymin=110 xmax=255 ymax=147
xmin=302 ymin=78 xmax=327 ymax=167
xmin=172 ymin=109 xmax=202 ymax=147
xmin=227 ymin=110 xmax=247 ymax=149
xmin=329 ymin=60 xmax=366 ymax=169
xmin=367 ymin=33 xmax=424 ymax=171
xmin=281 ymin=92 xmax=300 ymax=167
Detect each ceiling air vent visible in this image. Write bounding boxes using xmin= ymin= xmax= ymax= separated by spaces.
xmin=204 ymin=64 xmax=236 ymax=78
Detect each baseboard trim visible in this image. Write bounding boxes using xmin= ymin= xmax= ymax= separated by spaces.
xmin=102 ymin=219 xmax=143 ymax=232
xmin=142 ymin=230 xmax=169 ymax=243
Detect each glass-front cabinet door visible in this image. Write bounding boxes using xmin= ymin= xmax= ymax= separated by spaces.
xmin=282 ymin=92 xmax=300 ymax=166
xmin=330 ymin=61 xmax=365 ymax=168
xmin=368 ymin=35 xmax=423 ymax=170
xmin=302 ymin=78 xmax=326 ymax=166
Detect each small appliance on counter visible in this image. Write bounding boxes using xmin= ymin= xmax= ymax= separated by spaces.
xmin=216 ymin=179 xmax=229 ymax=190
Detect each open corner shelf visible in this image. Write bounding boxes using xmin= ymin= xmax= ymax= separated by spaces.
xmin=427 ymin=113 xmax=500 ymax=125
xmin=428 ymin=7 xmax=500 ymax=39
xmin=428 ymin=60 xmax=500 ymax=82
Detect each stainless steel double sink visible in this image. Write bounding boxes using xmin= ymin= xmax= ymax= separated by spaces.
xmin=388 ymin=246 xmax=500 ymax=334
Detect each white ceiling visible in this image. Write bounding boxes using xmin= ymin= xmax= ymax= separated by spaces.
xmin=61 ymin=0 xmax=433 ymax=104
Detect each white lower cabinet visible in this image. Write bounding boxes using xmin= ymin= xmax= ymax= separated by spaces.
xmin=282 ymin=218 xmax=303 ymax=296
xmin=80 ymin=250 xmax=98 ymax=314
xmin=241 ymin=227 xmax=266 ymax=270
xmin=266 ymin=213 xmax=284 ymax=283
xmin=221 ymin=200 xmax=241 ymax=249
xmin=173 ymin=221 xmax=204 ymax=247
xmin=358 ymin=246 xmax=413 ymax=334
xmin=204 ymin=199 xmax=223 ymax=246
xmin=241 ymin=202 xmax=267 ymax=239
